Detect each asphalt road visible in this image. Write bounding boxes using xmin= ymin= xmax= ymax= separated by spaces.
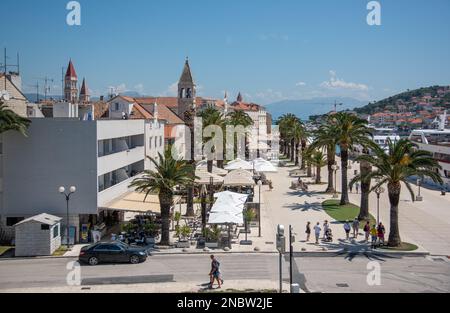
xmin=0 ymin=254 xmax=449 ymax=293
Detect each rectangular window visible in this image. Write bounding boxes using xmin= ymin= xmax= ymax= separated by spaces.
xmin=149 ymin=137 xmax=153 ymax=149
xmin=6 ymin=217 xmax=24 ymax=226
xmin=115 ymin=103 xmax=120 ymax=111
xmin=0 ymin=142 xmax=2 ymax=154
xmin=41 ymin=224 xmax=50 ymax=230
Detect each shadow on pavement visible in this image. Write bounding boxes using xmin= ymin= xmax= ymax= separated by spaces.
xmin=284 ymin=201 xmax=323 ymax=212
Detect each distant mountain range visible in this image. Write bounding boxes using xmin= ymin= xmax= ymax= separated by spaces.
xmin=265 ymin=97 xmax=368 ymax=120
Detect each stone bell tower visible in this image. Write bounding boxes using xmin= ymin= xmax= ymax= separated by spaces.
xmin=177 ymin=58 xmax=196 ymax=120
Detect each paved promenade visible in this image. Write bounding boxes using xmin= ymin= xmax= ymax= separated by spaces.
xmin=264 ymin=159 xmax=450 ymax=256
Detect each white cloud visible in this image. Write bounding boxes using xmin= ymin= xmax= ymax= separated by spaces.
xmin=258 ymin=33 xmax=290 ymax=42
xmin=295 ymin=82 xmax=306 ymax=87
xmin=320 ymin=71 xmax=369 ymax=91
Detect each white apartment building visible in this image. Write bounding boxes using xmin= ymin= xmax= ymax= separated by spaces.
xmin=0 ymin=117 xmax=164 ymax=243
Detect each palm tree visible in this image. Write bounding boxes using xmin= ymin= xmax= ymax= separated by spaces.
xmin=199 ymin=108 xmax=226 ymax=172
xmin=331 ymin=112 xmax=375 ymax=205
xmin=309 ymin=119 xmax=338 ymax=193
xmin=289 ymin=121 xmax=307 ymax=166
xmin=358 ymin=148 xmax=372 ymax=220
xmin=129 ymin=151 xmax=196 ymax=246
xmin=0 ymin=103 xmax=31 ymax=136
xmin=307 ymin=149 xmax=327 ymax=184
xmin=276 ymin=114 xmax=301 ymax=162
xmin=226 ymin=110 xmax=253 ymax=161
xmin=351 ymin=139 xmax=442 ymax=247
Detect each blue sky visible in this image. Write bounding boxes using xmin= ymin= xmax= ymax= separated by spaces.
xmin=1 ymin=0 xmax=450 ymax=105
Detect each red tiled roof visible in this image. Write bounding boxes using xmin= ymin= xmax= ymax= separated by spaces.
xmin=230 ymin=101 xmax=261 ymax=112
xmin=131 ymin=103 xmax=153 ymax=119
xmin=140 ymin=103 xmax=184 ymax=125
xmin=65 ymin=60 xmax=77 ymax=78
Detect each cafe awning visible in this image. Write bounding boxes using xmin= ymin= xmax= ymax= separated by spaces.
xmin=100 ymin=192 xmax=181 ymax=214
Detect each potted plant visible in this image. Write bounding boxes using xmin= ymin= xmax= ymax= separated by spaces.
xmin=241 ymin=209 xmax=256 ymax=245
xmin=176 ymin=225 xmax=192 ymax=248
xmin=173 ymin=211 xmax=182 ymax=231
xmin=204 ymin=226 xmax=221 ymax=248
xmin=142 ymin=221 xmax=160 ymax=244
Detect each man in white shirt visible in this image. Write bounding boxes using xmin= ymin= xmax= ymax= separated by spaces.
xmin=314 ymin=222 xmax=321 ymax=244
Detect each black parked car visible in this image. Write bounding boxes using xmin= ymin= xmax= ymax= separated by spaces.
xmin=79 ymin=242 xmax=148 ymax=266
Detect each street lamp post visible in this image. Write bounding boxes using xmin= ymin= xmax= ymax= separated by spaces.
xmin=416 ymin=178 xmax=423 ymax=201
xmin=59 ymin=186 xmax=76 ymax=249
xmin=331 ymin=164 xmax=340 ymax=198
xmin=258 ymin=180 xmax=263 ymax=237
xmin=374 ymin=184 xmax=385 ymax=226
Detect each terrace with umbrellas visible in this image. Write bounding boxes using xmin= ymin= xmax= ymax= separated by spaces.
xmin=170 ymin=157 xmax=277 ymax=251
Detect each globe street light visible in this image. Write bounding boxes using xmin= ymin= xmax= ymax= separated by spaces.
xmin=374 ymin=184 xmax=385 ymax=226
xmin=257 ymin=180 xmax=263 ymax=237
xmin=331 ymin=164 xmax=340 ymax=198
xmin=59 ymin=186 xmax=76 ymax=249
xmin=416 ymin=178 xmax=423 ymax=201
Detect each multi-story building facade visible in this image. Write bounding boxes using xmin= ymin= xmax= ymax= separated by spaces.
xmin=0 ymin=117 xmax=164 ymax=243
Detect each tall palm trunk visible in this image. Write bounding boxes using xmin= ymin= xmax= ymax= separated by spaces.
xmin=325 ymin=145 xmax=335 ymax=193
xmin=340 ymin=147 xmax=350 ymax=205
xmin=159 ymin=192 xmax=173 ymax=246
xmin=286 ymin=142 xmax=291 ymax=159
xmin=207 ymin=160 xmax=213 ymax=173
xmin=388 ymin=182 xmax=402 ymax=247
xmin=307 ymin=161 xmax=312 ymax=177
xmin=358 ymin=159 xmax=372 ymax=220
xmin=315 ymin=166 xmax=321 ymax=184
xmin=295 ymin=142 xmax=300 ymax=166
xmin=290 ymin=138 xmax=295 ymax=162
xmin=300 ymin=140 xmax=307 ymax=170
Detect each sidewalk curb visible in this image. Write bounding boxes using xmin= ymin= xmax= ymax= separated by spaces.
xmin=0 ymin=249 xmax=430 ymax=261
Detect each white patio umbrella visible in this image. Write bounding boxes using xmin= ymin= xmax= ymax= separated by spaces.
xmin=196 ymin=161 xmax=229 ymax=176
xmin=223 ymin=169 xmax=255 ymax=187
xmin=213 ymin=191 xmax=249 ymax=211
xmin=208 ymin=211 xmax=244 ymax=224
xmin=195 ymin=169 xmax=224 ymax=185
xmin=224 ymin=158 xmax=253 ymax=170
xmin=252 ymin=158 xmax=278 ymax=173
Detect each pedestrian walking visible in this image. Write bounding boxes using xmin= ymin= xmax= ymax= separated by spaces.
xmin=355 ymin=183 xmax=360 ymax=194
xmin=305 ymin=222 xmax=311 ymax=242
xmin=323 ymin=220 xmax=330 ymax=240
xmin=343 ymin=221 xmax=351 ymax=240
xmin=209 ymin=255 xmax=223 ymax=289
xmin=363 ymin=221 xmax=371 ymax=242
xmin=313 ymin=222 xmax=321 ymax=244
xmin=377 ymin=223 xmax=386 ymax=246
xmin=349 ymin=183 xmax=353 ymax=193
xmin=370 ymin=225 xmax=378 ymax=249
xmin=352 ymin=218 xmax=360 ymax=238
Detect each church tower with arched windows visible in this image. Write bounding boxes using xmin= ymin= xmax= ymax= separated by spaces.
xmin=177 ymin=58 xmax=196 ymax=120
xmin=64 ymin=60 xmax=78 ymax=103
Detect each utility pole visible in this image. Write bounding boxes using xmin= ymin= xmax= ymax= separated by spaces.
xmin=289 ymin=225 xmax=294 ymax=286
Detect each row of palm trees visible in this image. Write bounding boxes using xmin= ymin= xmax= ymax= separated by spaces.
xmin=199 ymin=107 xmax=254 ymax=171
xmin=278 ymin=111 xmax=443 ymax=247
xmin=130 ymin=108 xmax=254 ymax=246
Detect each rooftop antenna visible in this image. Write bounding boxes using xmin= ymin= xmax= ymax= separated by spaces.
xmin=61 ymin=66 xmax=65 ymax=101
xmin=34 ymin=76 xmax=54 ymax=101
xmin=27 ymin=81 xmax=40 ymax=103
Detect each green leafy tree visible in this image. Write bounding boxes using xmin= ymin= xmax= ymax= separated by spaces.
xmin=331 ymin=112 xmax=375 ymax=205
xmin=0 ymin=102 xmax=31 ymax=136
xmin=351 ymin=139 xmax=442 ymax=247
xmin=129 ymin=151 xmax=196 ymax=246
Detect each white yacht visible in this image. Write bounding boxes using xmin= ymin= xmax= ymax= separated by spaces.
xmin=409 ymin=111 xmax=450 ymax=190
xmin=372 ymin=127 xmax=401 ymax=152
